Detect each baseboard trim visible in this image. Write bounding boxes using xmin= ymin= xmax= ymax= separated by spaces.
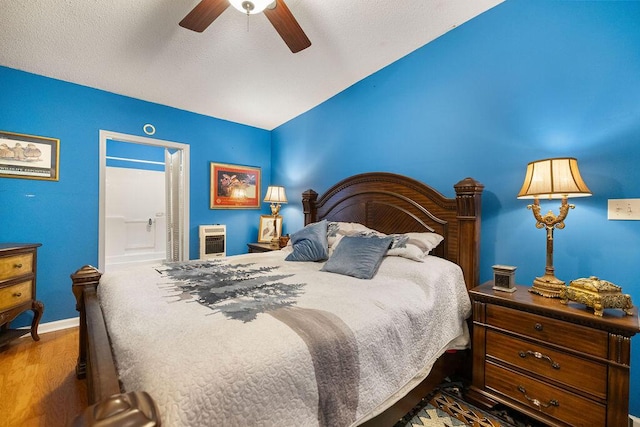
xmin=19 ymin=317 xmax=79 ymax=335
xmin=630 ymin=414 xmax=640 ymax=427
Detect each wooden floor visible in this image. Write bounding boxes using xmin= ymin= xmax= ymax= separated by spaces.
xmin=0 ymin=327 xmax=86 ymax=427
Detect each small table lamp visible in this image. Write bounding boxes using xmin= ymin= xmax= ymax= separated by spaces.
xmin=517 ymin=157 xmax=591 ymax=298
xmin=264 ymin=185 xmax=287 ymax=247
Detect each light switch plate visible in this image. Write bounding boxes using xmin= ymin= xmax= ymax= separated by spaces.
xmin=608 ymin=199 xmax=640 ymax=220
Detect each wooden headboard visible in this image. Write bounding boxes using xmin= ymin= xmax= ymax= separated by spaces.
xmin=302 ymin=172 xmax=484 ymax=290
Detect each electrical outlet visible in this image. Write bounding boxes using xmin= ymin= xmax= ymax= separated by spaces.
xmin=608 ymin=199 xmax=640 ymax=220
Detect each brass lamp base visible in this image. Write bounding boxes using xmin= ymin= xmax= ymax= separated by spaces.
xmin=529 ymin=274 xmax=566 ymax=298
xmin=270 ymin=236 xmax=280 ymax=248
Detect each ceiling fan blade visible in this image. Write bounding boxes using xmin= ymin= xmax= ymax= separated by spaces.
xmin=179 ymin=0 xmax=230 ymax=33
xmin=263 ymin=0 xmax=311 ymax=53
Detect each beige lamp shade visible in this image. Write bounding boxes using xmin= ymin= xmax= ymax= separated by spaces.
xmin=264 ymin=186 xmax=288 ymax=204
xmin=517 ymin=157 xmax=591 ymax=200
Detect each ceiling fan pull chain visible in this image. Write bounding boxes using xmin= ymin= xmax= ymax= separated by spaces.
xmin=244 ymin=1 xmax=253 ymax=32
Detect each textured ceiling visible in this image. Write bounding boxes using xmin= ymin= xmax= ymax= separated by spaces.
xmin=1 ymin=0 xmax=503 ymax=130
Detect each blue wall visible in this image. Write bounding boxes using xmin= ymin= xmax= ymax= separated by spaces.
xmin=0 ymin=66 xmax=272 ymax=324
xmin=1 ymin=0 xmax=639 ymax=416
xmin=271 ymin=0 xmax=640 ymax=415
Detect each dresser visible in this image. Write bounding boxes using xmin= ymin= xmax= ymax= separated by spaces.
xmin=0 ymin=243 xmax=44 ymax=347
xmin=468 ymin=282 xmax=639 ymax=427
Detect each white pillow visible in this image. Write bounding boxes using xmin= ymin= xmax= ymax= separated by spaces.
xmin=405 ymin=232 xmax=444 ymax=254
xmin=384 ymin=232 xmax=444 ymax=262
xmin=386 ymin=243 xmax=426 ymax=262
xmin=326 ymin=222 xmax=381 ymax=247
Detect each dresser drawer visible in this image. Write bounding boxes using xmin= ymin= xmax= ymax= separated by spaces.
xmin=0 ymin=281 xmax=33 ymax=311
xmin=0 ymin=253 xmax=35 ymax=281
xmin=485 ymin=362 xmax=606 ymax=427
xmin=486 ymin=304 xmax=608 ymax=358
xmin=486 ymin=329 xmax=607 ymax=399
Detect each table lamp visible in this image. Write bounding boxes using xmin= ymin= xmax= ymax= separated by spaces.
xmin=517 ymin=157 xmax=591 ymax=297
xmin=263 ymin=185 xmax=287 ymax=247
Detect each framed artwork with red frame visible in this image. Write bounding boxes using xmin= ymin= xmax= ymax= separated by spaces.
xmin=210 ymin=162 xmax=261 ymax=209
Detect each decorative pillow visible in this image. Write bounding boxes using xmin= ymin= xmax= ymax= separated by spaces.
xmin=327 ymin=233 xmax=345 ymax=256
xmin=328 ymin=229 xmax=382 ymax=256
xmin=326 ymin=222 xmax=380 ymax=247
xmin=388 ymin=233 xmax=410 ymax=249
xmin=382 ymin=232 xmax=444 ymax=262
xmin=326 ymin=221 xmax=341 ymax=246
xmin=285 ymin=220 xmax=329 ymax=262
xmin=406 ymin=232 xmax=444 ymax=254
xmin=321 ymin=235 xmax=393 ymax=279
xmin=386 ymin=242 xmax=426 ymax=262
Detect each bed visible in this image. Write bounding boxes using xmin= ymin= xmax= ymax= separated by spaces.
xmin=71 ymin=172 xmax=483 ymax=426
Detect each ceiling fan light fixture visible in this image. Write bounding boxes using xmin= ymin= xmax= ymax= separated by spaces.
xmin=229 ymin=0 xmax=274 ymax=15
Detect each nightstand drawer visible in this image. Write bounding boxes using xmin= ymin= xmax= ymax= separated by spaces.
xmin=485 ymin=362 xmax=606 ymax=427
xmin=0 ymin=253 xmax=34 ymax=281
xmin=0 ymin=281 xmax=33 ymax=311
xmin=486 ymin=304 xmax=608 ymax=358
xmin=486 ymin=329 xmax=607 ymax=399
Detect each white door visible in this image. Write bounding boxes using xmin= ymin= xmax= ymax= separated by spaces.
xmin=99 ymin=130 xmax=190 ymax=272
xmin=165 ymin=148 xmax=184 ymax=262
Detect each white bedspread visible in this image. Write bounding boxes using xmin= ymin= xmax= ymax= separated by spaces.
xmin=98 ymin=250 xmax=471 ymax=427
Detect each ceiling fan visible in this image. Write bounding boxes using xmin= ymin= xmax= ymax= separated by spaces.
xmin=179 ymin=0 xmax=312 ymax=53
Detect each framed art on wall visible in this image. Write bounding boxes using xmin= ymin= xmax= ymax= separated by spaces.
xmin=0 ymin=131 xmax=60 ymax=181
xmin=210 ymin=162 xmax=261 ymax=209
xmin=258 ymin=215 xmax=282 ymax=243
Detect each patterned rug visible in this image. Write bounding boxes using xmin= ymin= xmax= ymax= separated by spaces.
xmin=397 ymin=382 xmax=543 ymax=427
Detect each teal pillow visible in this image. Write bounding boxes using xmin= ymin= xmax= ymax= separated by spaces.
xmin=321 ymin=235 xmax=393 ymax=279
xmin=285 ymin=220 xmax=329 ymax=262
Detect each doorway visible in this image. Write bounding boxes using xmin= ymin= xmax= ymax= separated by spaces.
xmin=98 ymin=130 xmax=190 ymax=272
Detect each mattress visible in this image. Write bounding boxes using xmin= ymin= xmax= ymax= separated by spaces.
xmin=98 ymin=249 xmax=471 ymax=426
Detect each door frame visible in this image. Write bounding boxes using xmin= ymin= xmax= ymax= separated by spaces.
xmin=98 ymin=130 xmax=190 ymax=271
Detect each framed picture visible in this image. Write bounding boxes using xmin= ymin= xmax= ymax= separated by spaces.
xmin=0 ymin=131 xmax=60 ymax=181
xmin=258 ymin=215 xmax=282 ymax=243
xmin=210 ymin=162 xmax=261 ymax=209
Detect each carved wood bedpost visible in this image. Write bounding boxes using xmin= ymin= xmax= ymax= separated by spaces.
xmin=454 ymin=177 xmax=484 ymax=290
xmin=71 ymin=264 xmax=120 ymax=405
xmin=71 ymin=265 xmax=162 ymax=426
xmin=71 ymin=265 xmax=102 ymax=379
xmin=302 ymin=189 xmax=318 ymax=226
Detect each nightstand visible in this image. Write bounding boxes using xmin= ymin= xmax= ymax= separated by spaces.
xmin=0 ymin=243 xmax=44 ymax=347
xmin=467 ymin=282 xmax=639 ymax=427
xmin=247 ymin=242 xmax=280 ymax=253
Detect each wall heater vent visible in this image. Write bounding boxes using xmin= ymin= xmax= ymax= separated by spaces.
xmin=199 ymin=224 xmax=226 ymax=259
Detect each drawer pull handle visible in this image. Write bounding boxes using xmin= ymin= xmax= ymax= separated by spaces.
xmin=13 ymin=292 xmax=22 ymax=297
xmin=517 ymin=385 xmax=559 ymax=410
xmin=14 ymin=263 xmax=23 ymax=269
xmin=534 ymin=323 xmax=543 ymax=331
xmin=519 ymin=350 xmax=560 ymax=369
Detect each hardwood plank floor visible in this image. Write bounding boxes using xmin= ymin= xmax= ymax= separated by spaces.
xmin=0 ymin=327 xmax=86 ymax=427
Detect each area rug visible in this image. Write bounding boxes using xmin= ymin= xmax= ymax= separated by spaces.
xmin=397 ymin=381 xmax=543 ymax=427
xmin=398 ymin=390 xmax=510 ymax=427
